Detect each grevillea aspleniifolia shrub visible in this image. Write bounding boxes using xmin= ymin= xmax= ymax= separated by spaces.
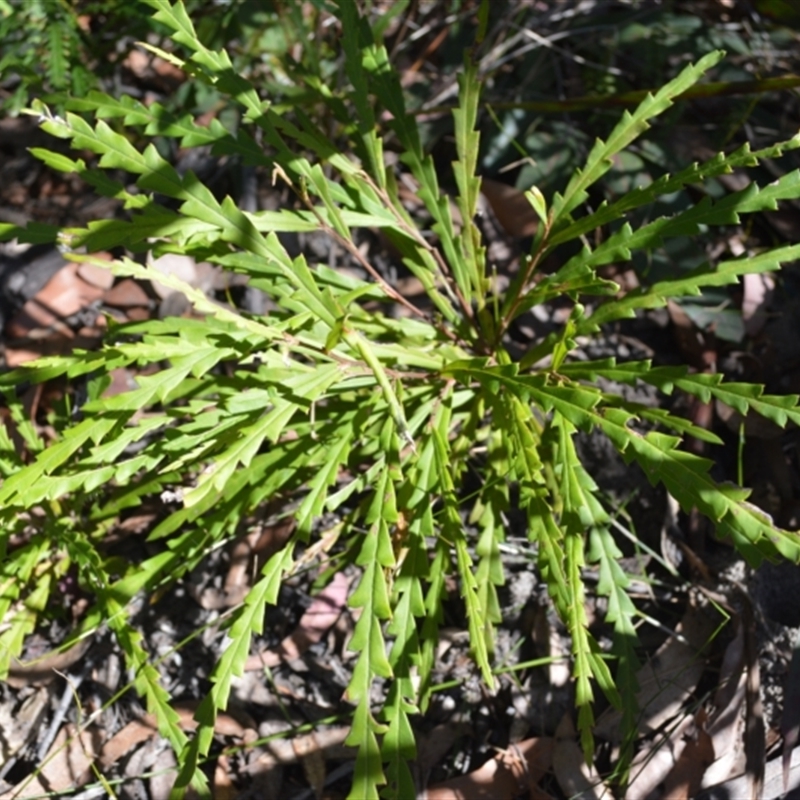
xmin=2 ymin=1 xmax=800 ymax=797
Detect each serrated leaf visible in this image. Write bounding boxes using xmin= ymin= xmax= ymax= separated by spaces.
xmin=47 ymin=22 xmax=66 ymax=88
xmin=548 ymin=135 xmax=800 ymax=248
xmin=585 ymin=243 xmax=800 ymax=329
xmin=0 ymin=417 xmax=118 ymax=506
xmin=346 ymin=698 xmax=386 ymax=800
xmin=553 ymin=51 xmax=723 ymax=220
xmin=645 ymin=369 xmax=800 ymax=428
xmin=588 ymin=527 xmax=640 ymax=751
xmin=595 ymin=408 xmax=800 ymax=564
xmin=338 ymin=0 xmax=384 ymax=185
xmin=554 ymin=414 xmax=609 ymax=529
xmin=105 ymin=597 xmax=207 ymax=794
xmin=348 ymin=588 xmax=393 ymax=687
xmin=295 ymin=427 xmax=353 ymax=534
xmin=431 ymin=421 xmax=494 ymax=687
xmin=175 ymin=544 xmax=293 ymax=790
xmin=28 ymin=146 xmax=81 ymax=173
xmin=589 ymin=528 xmax=638 ymax=636
xmin=566 ymin=529 xmax=599 ymax=758
xmin=183 ymin=412 xmax=288 ymax=508
xmin=0 ymin=221 xmax=60 ymax=244
xmin=382 ymin=696 xmax=417 ymax=800
xmin=350 ymin=14 xmax=469 ymax=310
xmin=453 ymin=58 xmax=485 ymax=302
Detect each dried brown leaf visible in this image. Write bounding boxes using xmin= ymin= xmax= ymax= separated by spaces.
xmin=0 ymin=687 xmax=49 ymax=761
xmin=7 ymin=636 xmax=92 ymax=688
xmin=294 ymin=732 xmax=327 ymax=800
xmin=627 ymin=713 xmax=694 ymax=800
xmin=480 ymin=178 xmax=539 ymax=239
xmin=742 ymin=273 xmax=774 ymax=337
xmin=98 ymin=718 xmax=157 ymax=771
xmin=102 ymin=278 xmax=151 ymax=309
xmin=425 ymin=737 xmax=554 ymax=800
xmin=703 ymin=618 xmax=747 ymax=788
xmin=667 ymin=299 xmax=716 ymax=371
xmin=553 ymin=715 xmax=611 ymax=800
xmin=167 ymin=702 xmax=254 ymax=740
xmin=743 ymin=597 xmax=765 ymax=800
xmin=246 ymin=727 xmax=353 ymax=774
xmin=415 ymin=722 xmax=473 ymax=780
xmin=214 ymin=753 xmax=238 ymax=800
xmin=77 ymin=258 xmax=115 ymax=290
xmin=6 ymin=263 xmax=105 ymax=338
xmin=662 ymin=709 xmax=715 ymax=800
xmin=699 ymin=747 xmax=800 ymax=799
xmin=0 ymin=723 xmax=101 ymax=799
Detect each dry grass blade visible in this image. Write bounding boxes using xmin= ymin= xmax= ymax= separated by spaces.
xmin=742 ymin=596 xmax=766 ymax=800
xmin=703 ymin=617 xmax=747 ymax=788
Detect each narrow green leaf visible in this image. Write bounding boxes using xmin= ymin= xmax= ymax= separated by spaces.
xmin=346 ymin=698 xmax=386 ymax=800
xmin=432 ymin=420 xmax=494 ymax=687
xmin=176 ymin=544 xmax=294 ymax=790
xmin=453 ymin=58 xmax=486 ymax=302
xmin=295 ymin=427 xmax=353 ymax=534
xmin=585 ymin=243 xmax=800 ymax=329
xmin=337 ymin=0 xmax=385 ymax=185
xmin=588 ymin=526 xmax=640 ymax=752
xmin=552 ymin=51 xmax=724 ymax=221
xmin=547 ymin=134 xmax=800 ymax=248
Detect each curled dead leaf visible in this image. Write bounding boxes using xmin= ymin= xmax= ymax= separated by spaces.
xmin=595 ymin=596 xmax=721 ymax=744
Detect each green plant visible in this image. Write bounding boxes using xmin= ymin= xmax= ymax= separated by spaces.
xmin=0 ymin=0 xmax=293 ymax=115
xmin=2 ymin=0 xmax=800 ymax=797
xmin=0 ymin=0 xmax=133 ymax=113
